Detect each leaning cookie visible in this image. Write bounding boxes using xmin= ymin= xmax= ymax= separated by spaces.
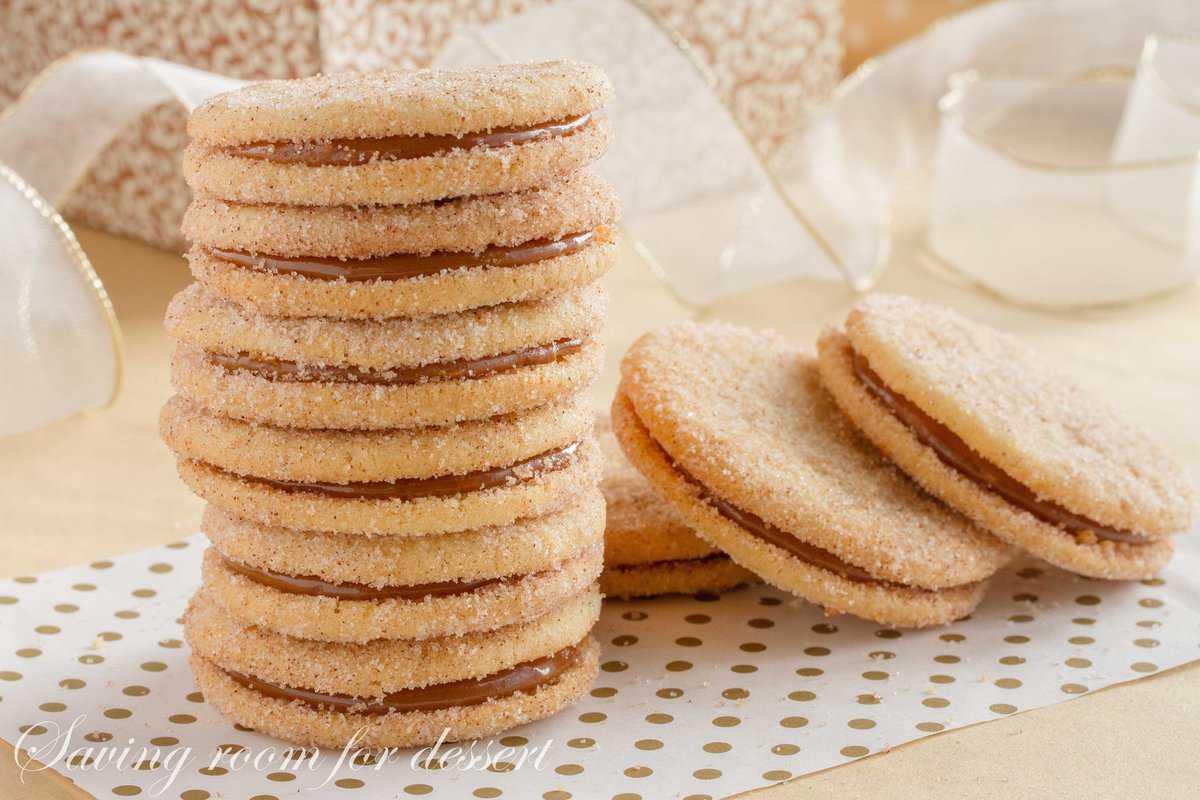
xmin=182 ymin=172 xmax=619 ymax=319
xmin=614 ymin=322 xmax=1011 ymax=628
xmin=200 ymin=493 xmax=604 ymax=642
xmin=596 ymin=415 xmax=756 ymax=599
xmin=184 ymin=61 xmax=612 ymax=206
xmin=166 ymin=282 xmax=606 ymax=429
xmin=816 ymin=295 xmax=1191 ymax=580
xmin=186 ymin=588 xmax=600 ymax=748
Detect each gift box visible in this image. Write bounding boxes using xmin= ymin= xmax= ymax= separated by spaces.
xmin=0 ymin=0 xmax=842 ymax=251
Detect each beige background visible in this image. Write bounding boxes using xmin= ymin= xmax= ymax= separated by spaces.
xmin=1 ymin=226 xmax=1198 ymax=798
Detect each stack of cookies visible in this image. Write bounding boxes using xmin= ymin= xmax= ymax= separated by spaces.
xmin=161 ymin=62 xmax=619 ymax=747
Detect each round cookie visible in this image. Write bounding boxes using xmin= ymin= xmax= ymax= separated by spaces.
xmin=816 ymin=295 xmax=1190 ymax=580
xmin=162 ymin=396 xmax=600 ymax=536
xmin=596 ymin=414 xmax=756 ymax=599
xmin=184 ymin=61 xmax=613 ymax=206
xmin=613 ymin=322 xmax=1012 ymax=628
xmin=166 ymin=283 xmax=606 ymax=430
xmin=186 ymin=588 xmax=600 ymax=748
xmin=181 ymin=173 xmax=620 ymax=319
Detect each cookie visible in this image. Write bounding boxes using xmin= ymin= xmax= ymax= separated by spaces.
xmin=186 ymin=587 xmax=600 ymax=748
xmin=181 ymin=172 xmax=620 ymax=319
xmin=816 ymin=295 xmax=1191 ymax=580
xmin=184 ymin=61 xmax=612 ymax=206
xmin=613 ymin=322 xmax=1011 ymax=628
xmin=596 ymin=415 xmax=756 ymax=599
xmin=161 ymin=395 xmax=599 ymax=536
xmin=166 ymin=282 xmax=606 ymax=429
xmin=199 ymin=492 xmax=603 ymax=642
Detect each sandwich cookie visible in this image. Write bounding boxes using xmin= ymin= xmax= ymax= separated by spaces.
xmin=183 ymin=61 xmax=613 ymax=206
xmin=182 ymin=172 xmax=620 ymax=319
xmin=596 ymin=415 xmax=756 ymax=599
xmin=817 ymin=295 xmax=1192 ymax=580
xmin=613 ymin=323 xmax=1011 ymax=628
xmin=161 ymin=395 xmax=599 ymax=536
xmin=186 ymin=587 xmax=600 ymax=748
xmin=199 ymin=495 xmax=604 ymax=642
xmin=167 ymin=282 xmax=606 ymax=429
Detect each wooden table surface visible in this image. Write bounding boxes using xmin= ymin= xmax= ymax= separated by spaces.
xmin=2 ymin=226 xmax=1198 ymax=799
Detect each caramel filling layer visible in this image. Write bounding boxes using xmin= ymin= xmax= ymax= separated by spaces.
xmin=224 ymin=643 xmax=582 ymax=715
xmin=851 ymin=351 xmax=1146 ymax=544
xmin=611 ymin=552 xmax=733 ymax=571
xmin=631 ymin=409 xmax=886 ymax=585
xmin=208 ymin=229 xmax=598 ymax=282
xmin=225 ymin=113 xmax=596 ymax=166
xmin=208 ymin=338 xmax=584 ymax=386
xmin=222 ymin=555 xmax=506 ymax=601
xmin=238 ymin=440 xmax=580 ymax=501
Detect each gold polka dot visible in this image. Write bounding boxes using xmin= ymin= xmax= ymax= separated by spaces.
xmin=930 ymin=674 xmax=955 ymax=684
xmin=712 ymin=715 xmax=740 ymax=727
xmin=180 ymin=791 xmax=209 ymax=800
xmin=740 ymin=642 xmax=766 ymax=653
xmin=91 ymin=561 xmax=113 ymax=570
xmin=693 ymin=768 xmax=721 ymax=780
xmin=923 ymin=697 xmax=950 ymax=708
xmin=1139 ymin=598 xmax=1163 ymax=609
xmin=112 ymin=786 xmax=141 ymax=796
xmin=141 ymin=661 xmax=167 ymax=672
xmin=35 ymin=625 xmax=60 ymax=635
xmin=114 ymin=610 xmax=139 ymax=620
xmin=1064 ymin=657 xmax=1091 ymax=669
xmin=401 ymin=784 xmax=430 ymax=794
xmin=934 ymin=654 xmax=960 ymax=664
xmin=149 ymin=562 xmax=173 ymax=574
xmin=848 ymin=718 xmax=875 ymax=729
xmin=104 ymin=708 xmax=132 ymax=719
xmin=622 ymin=610 xmax=647 ymax=621
xmin=600 ymin=660 xmax=627 ymax=673
xmin=488 ymin=762 xmax=516 ymax=773
xmin=840 ymin=746 xmax=869 ymax=758
xmin=763 ymin=770 xmax=793 ymax=781
xmin=59 ymin=678 xmax=85 ymax=689
xmin=1061 ymin=683 xmax=1087 ymax=694
xmin=857 ymin=693 xmax=880 ymax=705
xmin=0 ymin=671 xmax=22 ymax=681
xmin=635 ymin=739 xmax=662 ymax=751
xmin=578 ymin=711 xmax=606 ymax=723
xmin=796 ymin=667 xmax=823 ymax=677
xmin=685 ymin=614 xmax=711 ymax=624
xmin=20 ymin=725 xmax=47 ymax=735
xmin=995 ymin=678 xmax=1023 ymax=689
xmin=656 ymin=687 xmax=683 ymax=699
xmin=876 ymin=629 xmax=902 ymax=639
xmin=54 ymin=604 xmax=79 ymax=614
xmin=1137 ymin=620 xmax=1161 ymax=629
xmin=1005 ymin=635 xmax=1030 ymax=644
xmin=1075 ymin=595 xmax=1101 ymax=606
xmin=13 ymin=576 xmax=36 ymax=584
xmin=779 ymin=716 xmax=808 ymax=728
xmin=1068 ymin=636 xmax=1094 ymax=645
xmin=999 ymin=656 xmax=1025 ymax=666
xmin=1135 ymin=638 xmax=1160 ymax=648
xmin=198 ymin=767 xmax=226 ymax=777
xmin=567 ymin=737 xmax=594 ymax=748
xmin=166 ymin=540 xmax=190 ymax=549
xmin=590 ymin=686 xmax=617 ymax=698
xmin=869 ymin=650 xmax=896 ymax=661
xmin=748 ymin=618 xmax=774 ymax=629
xmin=15 ymin=648 xmax=39 ymax=658
xmin=939 ymin=633 xmax=964 ymax=643
xmin=614 ymin=795 xmax=643 ymax=800
xmin=916 ymin=722 xmax=944 ymax=732
xmin=39 ymin=702 xmax=66 ymax=712
xmin=267 ymin=772 xmax=295 ymax=782
xmin=703 ymin=741 xmax=731 ymax=753
xmin=680 ymin=796 xmax=710 ymax=800
xmin=474 ymin=789 xmax=501 ymax=799
xmin=990 ymin=703 xmax=1018 ymax=714
xmin=722 ymin=688 xmax=749 ymax=700
xmin=804 ymin=646 xmax=830 ymax=657
xmin=1012 ymin=592 xmax=1038 ymax=602
xmin=862 ymin=671 xmax=888 ymax=681
xmin=1132 ymin=662 xmax=1158 ymax=673
xmin=85 ymin=732 xmax=113 ymax=743
xmin=1072 ymin=617 xmax=1096 ymax=626
xmin=645 ymin=713 xmax=672 ymax=724
xmin=760 ymin=596 xmax=782 ymax=606
xmin=731 ymin=664 xmax=758 ymax=674
xmin=611 ymin=635 xmax=638 ymax=646
xmin=123 ymin=685 xmax=150 ymax=697
xmin=624 ymin=766 xmax=652 ymax=778
xmin=555 ymin=764 xmax=583 ymax=776
xmin=1008 ymin=614 xmax=1034 ymax=623
xmin=168 ymin=714 xmax=196 ymax=724
xmin=812 ymin=623 xmax=838 ymax=634
xmin=0 ymin=596 xmax=16 ymax=605
xmin=1141 ymin=577 xmax=1166 ymax=586
xmin=1016 ymin=566 xmax=1043 ymax=579
xmin=543 ymin=793 xmax=571 ymax=800
xmin=132 ymin=589 xmax=156 ymax=599
xmin=159 ymin=638 xmax=183 ymax=649
xmin=186 ymin=691 xmax=204 ymax=703
xmin=150 ymin=736 xmax=178 ymax=746
xmin=97 ymin=632 xmax=122 ymax=642
xmin=789 ymin=690 xmax=816 ymax=702
xmin=772 ymin=743 xmax=799 ymax=755
xmin=666 ymin=660 xmax=693 ymax=672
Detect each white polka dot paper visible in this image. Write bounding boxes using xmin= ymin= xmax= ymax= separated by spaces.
xmin=2 ymin=532 xmax=1198 ymax=800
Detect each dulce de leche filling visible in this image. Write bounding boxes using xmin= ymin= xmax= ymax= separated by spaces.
xmin=208 ymin=229 xmax=598 ymax=282
xmin=208 ymin=338 xmax=584 ymax=386
xmin=224 ymin=643 xmax=582 ymax=715
xmin=241 ymin=440 xmax=580 ymax=501
xmin=221 ymin=555 xmax=506 ymax=601
xmin=224 ymin=112 xmax=596 ymax=166
xmin=851 ymin=351 xmax=1147 ymax=544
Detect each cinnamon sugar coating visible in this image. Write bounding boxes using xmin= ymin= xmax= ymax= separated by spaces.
xmin=189 ymin=62 xmax=612 ymax=144
xmin=612 ymin=394 xmax=990 ymax=627
xmin=843 ymin=294 xmax=1193 ymax=538
xmin=187 ymin=230 xmax=617 ymax=320
xmin=202 ymin=493 xmax=603 ymax=587
xmin=191 ymin=639 xmax=599 ymax=748
xmin=617 ymin=322 xmax=1010 ymax=590
xmin=202 ymin=544 xmax=602 ymax=642
xmin=183 ymin=172 xmax=619 ymax=258
xmin=817 ymin=329 xmax=1175 ymax=580
xmin=185 ymin=587 xmax=600 ymax=695
xmin=160 ymin=393 xmax=591 ymax=483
